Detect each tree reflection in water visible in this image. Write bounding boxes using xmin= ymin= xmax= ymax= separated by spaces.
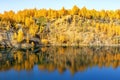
xmin=0 ymin=46 xmax=120 ymax=74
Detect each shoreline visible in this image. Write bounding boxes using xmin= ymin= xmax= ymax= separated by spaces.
xmin=0 ymin=43 xmax=120 ymax=49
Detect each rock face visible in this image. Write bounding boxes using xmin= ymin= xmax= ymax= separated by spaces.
xmin=0 ymin=30 xmax=41 ymax=48
xmin=0 ymin=30 xmax=22 ymax=48
xmin=0 ymin=30 xmax=13 ymax=48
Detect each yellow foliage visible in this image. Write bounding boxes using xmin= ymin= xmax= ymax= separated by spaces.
xmin=12 ymin=32 xmax=17 ymax=40
xmin=59 ymin=35 xmax=66 ymax=43
xmin=41 ymin=47 xmax=47 ymax=52
xmin=40 ymin=26 xmax=44 ymax=33
xmin=6 ymin=25 xmax=10 ymax=30
xmin=17 ymin=29 xmax=24 ymax=42
xmin=41 ymin=39 xmax=49 ymax=44
xmin=71 ymin=5 xmax=79 ymax=15
xmin=26 ymin=34 xmax=29 ymax=43
xmin=31 ymin=42 xmax=35 ymax=47
xmin=25 ymin=17 xmax=34 ymax=27
xmin=29 ymin=24 xmax=39 ymax=37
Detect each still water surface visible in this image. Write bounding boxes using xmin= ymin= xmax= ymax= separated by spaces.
xmin=0 ymin=47 xmax=120 ymax=80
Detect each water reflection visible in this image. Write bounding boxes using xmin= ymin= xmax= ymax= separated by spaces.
xmin=0 ymin=47 xmax=120 ymax=75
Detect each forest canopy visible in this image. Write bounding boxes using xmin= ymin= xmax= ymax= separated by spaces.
xmin=0 ymin=5 xmax=120 ymax=48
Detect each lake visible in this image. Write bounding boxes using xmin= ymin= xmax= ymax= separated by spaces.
xmin=0 ymin=46 xmax=120 ymax=80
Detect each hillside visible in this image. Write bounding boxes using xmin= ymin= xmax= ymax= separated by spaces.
xmin=0 ymin=5 xmax=120 ymax=48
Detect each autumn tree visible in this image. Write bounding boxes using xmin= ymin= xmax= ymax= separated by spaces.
xmin=71 ymin=5 xmax=79 ymax=15
xmin=59 ymin=7 xmax=67 ymax=17
xmin=17 ymin=29 xmax=24 ymax=42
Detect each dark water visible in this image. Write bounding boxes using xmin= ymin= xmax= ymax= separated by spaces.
xmin=0 ymin=47 xmax=120 ymax=80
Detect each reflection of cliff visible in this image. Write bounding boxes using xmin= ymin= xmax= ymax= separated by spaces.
xmin=0 ymin=47 xmax=120 ymax=74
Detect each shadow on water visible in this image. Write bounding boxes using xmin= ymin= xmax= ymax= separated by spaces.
xmin=0 ymin=46 xmax=120 ymax=80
